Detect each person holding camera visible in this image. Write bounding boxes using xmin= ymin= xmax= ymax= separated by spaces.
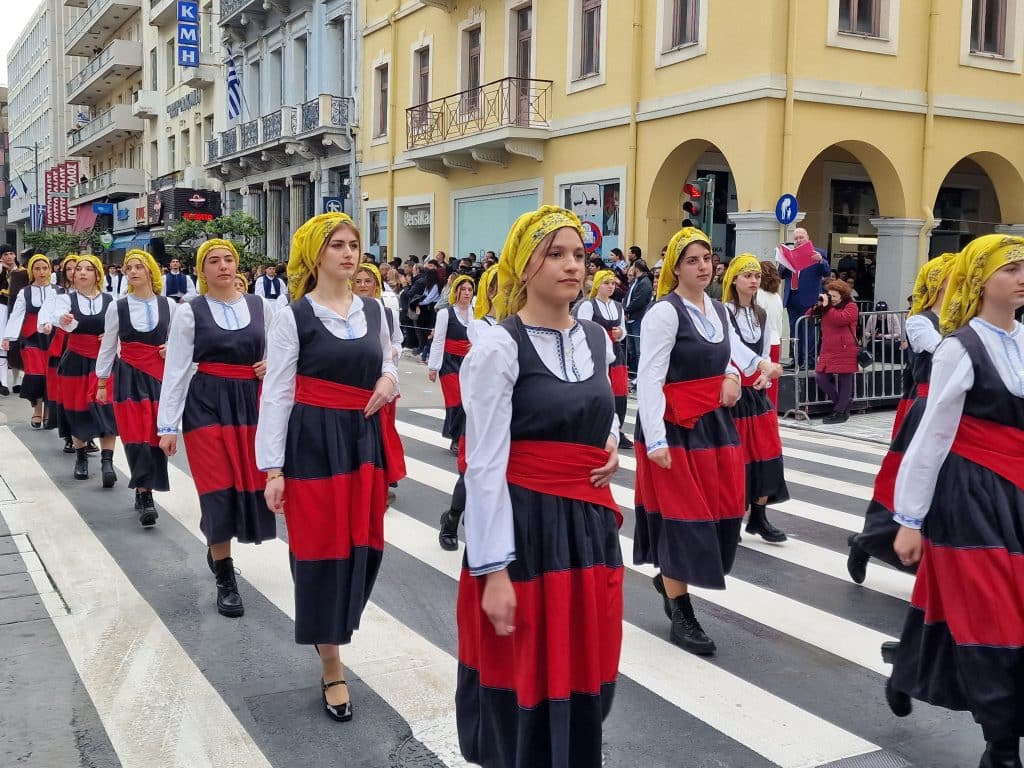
xmin=806 ymin=280 xmax=859 ymax=424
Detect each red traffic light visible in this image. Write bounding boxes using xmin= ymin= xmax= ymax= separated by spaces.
xmin=683 ymin=201 xmax=700 ymax=215
xmin=683 ymin=183 xmax=703 ymax=198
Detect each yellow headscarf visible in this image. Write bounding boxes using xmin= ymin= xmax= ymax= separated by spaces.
xmin=196 ymin=238 xmax=241 ymax=295
xmin=288 ymin=212 xmax=357 ymax=300
xmin=656 ymin=227 xmax=712 ymax=299
xmin=356 ymin=262 xmax=383 ymax=298
xmin=74 ymin=253 xmax=105 ymax=291
xmin=494 ymin=205 xmax=585 ymax=320
xmin=589 ymin=269 xmax=618 ymax=299
xmin=449 ymin=273 xmax=475 ymax=305
xmin=474 ymin=265 xmax=499 ymax=320
xmin=234 ymin=273 xmax=249 ymax=292
xmin=940 ymin=234 xmax=1024 ymax=334
xmin=26 ymin=253 xmax=52 ymax=281
xmin=721 ymin=254 xmax=762 ymax=305
xmin=909 ymin=253 xmax=956 ymax=317
xmin=122 ymin=248 xmax=163 ymax=295
xmin=60 ymin=253 xmax=80 ymax=270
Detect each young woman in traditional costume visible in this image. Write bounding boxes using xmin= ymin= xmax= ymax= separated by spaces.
xmin=50 ymin=255 xmax=117 ymax=484
xmin=633 ymin=228 xmax=779 ymax=656
xmin=41 ymin=254 xmax=81 ymax=444
xmin=256 ymin=213 xmax=401 ymax=722
xmin=428 ymin=273 xmax=474 ymax=455
xmin=887 ymin=234 xmax=1024 ymax=768
xmin=456 ymin=206 xmax=623 ymax=768
xmin=576 ymin=269 xmax=632 ymax=449
xmin=3 ymin=253 xmax=54 ymax=428
xmin=846 ymin=253 xmax=954 ymax=583
xmin=95 ymin=249 xmax=174 ymax=527
xmin=721 ymin=254 xmax=789 ymax=543
xmin=157 ymin=239 xmax=277 ymax=618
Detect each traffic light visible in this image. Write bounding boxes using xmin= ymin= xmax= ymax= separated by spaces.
xmin=682 ymin=176 xmax=715 ymax=237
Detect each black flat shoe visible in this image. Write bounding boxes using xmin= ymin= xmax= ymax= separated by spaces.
xmin=12 ymin=384 xmax=21 ymax=394
xmin=138 ymin=491 xmax=158 ymax=528
xmin=0 ymin=385 xmax=9 ymax=396
xmin=618 ymin=434 xmax=633 ymax=450
xmin=63 ymin=438 xmax=75 ymax=454
xmin=822 ymin=411 xmax=849 ymax=425
xmin=669 ymin=593 xmax=717 ymax=656
xmin=438 ymin=509 xmax=461 ymax=551
xmin=321 ymin=679 xmax=353 ymax=722
xmin=652 ymin=573 xmax=672 ymax=620
xmin=745 ymin=503 xmax=787 ymax=543
xmin=885 ymin=677 xmax=912 ymax=717
xmin=29 ymin=417 xmax=43 ymax=430
xmin=847 ymin=536 xmax=870 ymax=584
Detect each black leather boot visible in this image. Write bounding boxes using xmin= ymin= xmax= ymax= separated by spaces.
xmin=652 ymin=573 xmax=672 ymax=619
xmin=73 ymin=448 xmax=89 ymax=480
xmin=980 ymin=738 xmax=1022 ymax=768
xmin=746 ymin=503 xmax=787 ymax=543
xmin=438 ymin=509 xmax=462 ymax=551
xmin=669 ymin=593 xmax=716 ymax=656
xmin=847 ymin=534 xmax=870 ymax=584
xmin=885 ymin=676 xmax=912 ymax=717
xmin=138 ymin=491 xmax=158 ymax=528
xmin=100 ymin=449 xmax=116 ymax=488
xmin=213 ymin=556 xmax=244 ymax=618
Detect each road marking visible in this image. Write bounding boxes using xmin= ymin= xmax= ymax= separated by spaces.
xmin=0 ymin=427 xmax=275 ymax=768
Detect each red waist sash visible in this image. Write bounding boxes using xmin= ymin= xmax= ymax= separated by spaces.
xmin=119 ymin=341 xmax=165 ymax=382
xmin=445 ymin=339 xmax=471 ymax=357
xmin=66 ymin=333 xmax=101 ymax=358
xmin=917 ymin=382 xmax=930 ymax=399
xmin=739 ymin=369 xmax=761 ymax=388
xmin=663 ymin=375 xmax=724 ymax=429
xmin=295 ymin=375 xmax=370 ymax=409
xmin=196 ymin=362 xmax=257 ymax=380
xmin=506 ymin=440 xmax=619 ymax=523
xmin=951 ymin=414 xmax=1024 ymax=492
xmin=19 ymin=311 xmax=37 ymax=339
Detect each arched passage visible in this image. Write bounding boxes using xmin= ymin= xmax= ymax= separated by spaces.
xmin=930 ymin=152 xmax=1024 ymax=252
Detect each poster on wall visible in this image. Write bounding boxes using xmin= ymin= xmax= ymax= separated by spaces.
xmin=564 ymin=181 xmax=621 ymax=259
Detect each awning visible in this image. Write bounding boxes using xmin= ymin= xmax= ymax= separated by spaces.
xmin=109 ymin=232 xmax=154 ymax=251
xmin=71 ymin=205 xmax=98 ymax=233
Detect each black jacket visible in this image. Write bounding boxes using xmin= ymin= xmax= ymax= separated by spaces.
xmin=624 ymin=274 xmax=653 ymax=323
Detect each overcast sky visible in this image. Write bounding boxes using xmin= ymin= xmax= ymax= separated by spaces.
xmin=0 ymin=1 xmax=45 ymax=87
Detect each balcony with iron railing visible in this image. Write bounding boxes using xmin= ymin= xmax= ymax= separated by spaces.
xmin=66 ymin=104 xmax=145 ymax=157
xmin=65 ymin=0 xmax=142 ymax=58
xmin=206 ymin=95 xmax=351 ymax=167
xmin=219 ymin=0 xmax=286 ymax=27
xmin=404 ymin=77 xmax=553 ymax=173
xmin=69 ymin=167 xmax=146 ymax=205
xmin=66 ymin=39 xmax=143 ymax=106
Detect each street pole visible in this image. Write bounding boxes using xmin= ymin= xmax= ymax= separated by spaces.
xmin=13 ymin=142 xmax=42 ymax=231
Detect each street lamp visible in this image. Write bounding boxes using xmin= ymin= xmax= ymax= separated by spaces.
xmin=12 ymin=143 xmax=40 ymax=230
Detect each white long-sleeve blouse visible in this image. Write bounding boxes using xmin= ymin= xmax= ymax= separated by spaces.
xmin=461 ymin=320 xmax=618 ymax=576
xmin=427 ymin=304 xmax=472 ymax=371
xmin=893 ymin=318 xmax=1024 ymax=529
xmin=576 ymin=298 xmax=626 ymax=336
xmin=4 ymin=286 xmax=56 ymax=339
xmin=254 ymin=295 xmax=400 ymax=471
xmin=95 ymin=296 xmax=177 ymax=379
xmin=156 ymin=295 xmax=278 ymax=435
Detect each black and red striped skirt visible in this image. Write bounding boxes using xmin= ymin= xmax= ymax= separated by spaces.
xmin=892 ymin=416 xmax=1024 ymax=740
xmin=18 ymin=312 xmax=49 ymax=404
xmin=440 ymin=338 xmax=469 ymax=441
xmin=46 ymin=329 xmax=68 ymax=431
xmin=730 ymin=378 xmax=789 ymax=505
xmin=456 ymin=441 xmax=623 ymax=768
xmin=284 ymin=376 xmax=397 ymax=644
xmin=112 ymin=342 xmax=168 ymax=491
xmin=633 ymin=376 xmax=745 ymax=589
xmin=57 ymin=333 xmax=117 ymax=440
xmin=182 ymin=362 xmax=274 ymax=545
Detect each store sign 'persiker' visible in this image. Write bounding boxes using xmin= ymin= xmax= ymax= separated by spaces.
xmin=183 ymin=212 xmax=215 ymax=222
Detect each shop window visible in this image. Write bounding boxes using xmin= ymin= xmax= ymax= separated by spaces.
xmin=972 ymin=0 xmax=1007 ymax=54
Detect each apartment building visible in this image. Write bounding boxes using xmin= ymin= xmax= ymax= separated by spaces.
xmin=358 ymin=0 xmax=1024 ymax=306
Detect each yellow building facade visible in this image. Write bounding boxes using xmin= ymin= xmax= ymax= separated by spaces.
xmin=358 ymin=0 xmax=1024 ymax=305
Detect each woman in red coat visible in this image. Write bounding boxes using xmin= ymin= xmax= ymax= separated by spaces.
xmin=806 ymin=279 xmax=859 ymax=424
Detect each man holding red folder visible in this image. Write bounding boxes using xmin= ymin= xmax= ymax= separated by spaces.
xmin=778 ymin=228 xmax=831 ymax=368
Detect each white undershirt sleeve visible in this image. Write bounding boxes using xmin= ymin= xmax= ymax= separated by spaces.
xmin=255 ymin=308 xmax=298 ymax=472
xmin=427 ymin=308 xmax=449 ymax=372
xmin=95 ymin=301 xmax=121 ymax=380
xmin=4 ymin=291 xmax=26 ymax=340
xmin=156 ymin=302 xmax=197 ymax=435
xmin=637 ymin=301 xmax=677 ymax=454
xmin=905 ymin=314 xmax=943 ymax=355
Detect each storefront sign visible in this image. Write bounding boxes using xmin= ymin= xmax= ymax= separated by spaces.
xmin=167 ymin=89 xmax=202 ymax=118
xmin=403 ymin=207 xmax=431 ymax=228
xmin=92 ymin=203 xmax=114 ymax=215
xmin=177 ymin=1 xmax=200 ymax=68
xmin=183 ymin=212 xmax=214 ymax=222
xmin=187 ymin=192 xmax=207 ymax=208
xmin=44 ymin=161 xmax=80 ymax=227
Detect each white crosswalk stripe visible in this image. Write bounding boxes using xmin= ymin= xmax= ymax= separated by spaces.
xmin=3 ymin=404 xmax=927 ymax=768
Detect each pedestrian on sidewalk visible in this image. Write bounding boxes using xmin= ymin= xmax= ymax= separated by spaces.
xmin=456 ymin=206 xmax=623 ymax=768
xmin=806 ymin=279 xmax=859 ymax=424
xmin=50 ymin=255 xmax=117 ymax=484
xmin=94 ymin=249 xmax=175 ymax=527
xmin=577 ymin=268 xmax=632 ymax=448
xmin=257 ymin=213 xmax=400 ymax=724
xmin=3 ymin=253 xmax=54 ymax=429
xmin=847 ymin=253 xmax=954 ymax=584
xmin=887 ymin=234 xmax=1024 ymax=768
xmin=157 ymin=239 xmax=278 ymax=620
xmin=633 ymin=227 xmax=778 ymax=657
xmin=722 ymin=254 xmax=789 ymax=543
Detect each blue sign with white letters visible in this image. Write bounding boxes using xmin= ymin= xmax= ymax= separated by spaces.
xmin=177 ymin=1 xmax=200 ymax=69
xmin=775 ymin=194 xmax=799 ymax=226
xmin=92 ymin=203 xmax=114 ymax=215
xmin=322 ymin=197 xmax=345 ymax=214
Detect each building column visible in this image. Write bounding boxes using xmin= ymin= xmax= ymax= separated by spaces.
xmin=240 ymin=186 xmax=254 ymax=218
xmin=728 ymin=211 xmax=786 ymax=261
xmin=995 ymin=224 xmax=1024 ymax=236
xmin=288 ymin=180 xmax=306 ymax=240
xmin=870 ymin=218 xmax=931 ymax=308
xmin=266 ymin=184 xmax=282 ymax=263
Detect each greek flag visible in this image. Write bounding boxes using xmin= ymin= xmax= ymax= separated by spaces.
xmin=9 ymin=183 xmax=17 ymax=200
xmin=225 ymin=47 xmax=242 ymax=121
xmin=76 ymin=111 xmax=91 ymax=126
xmin=30 ymin=204 xmax=44 ymax=231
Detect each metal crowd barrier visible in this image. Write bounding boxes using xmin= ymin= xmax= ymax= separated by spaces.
xmin=782 ymin=309 xmax=909 ymax=421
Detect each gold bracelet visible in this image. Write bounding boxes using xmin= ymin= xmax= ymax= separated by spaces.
xmin=266 ymin=470 xmax=284 ymax=482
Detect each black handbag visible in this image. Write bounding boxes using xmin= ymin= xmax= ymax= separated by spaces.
xmin=850 ymin=328 xmax=874 ymax=368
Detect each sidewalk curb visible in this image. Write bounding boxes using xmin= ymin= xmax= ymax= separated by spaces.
xmin=779 ymin=418 xmax=891 ymax=447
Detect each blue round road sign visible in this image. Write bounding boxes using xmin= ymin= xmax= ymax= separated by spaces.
xmin=775 ymin=194 xmax=798 ymax=226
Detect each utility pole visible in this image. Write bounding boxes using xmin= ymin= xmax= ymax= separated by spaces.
xmin=13 ymin=142 xmax=40 ymax=230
